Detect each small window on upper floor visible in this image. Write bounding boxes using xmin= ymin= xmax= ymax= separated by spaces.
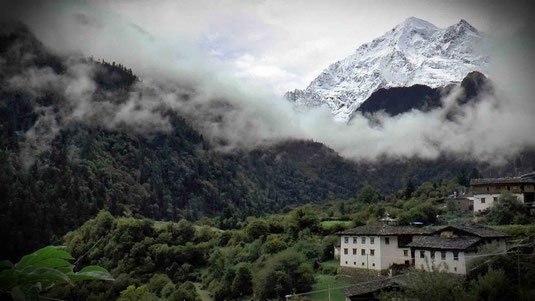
xmin=420 ymin=251 xmax=425 ymax=258
xmin=431 ymin=251 xmax=435 ymax=259
xmin=370 ymin=249 xmax=375 ymax=256
xmin=353 ymin=248 xmax=357 ymax=255
xmin=385 ymin=237 xmax=390 ymax=245
xmin=441 ymin=251 xmax=446 ymax=260
xmin=507 ymin=185 xmax=511 ymax=190
xmin=487 ymin=186 xmax=490 ymax=192
xmin=493 ymin=197 xmax=498 ymax=202
xmin=481 ymin=198 xmax=486 ymax=204
xmin=453 ymin=251 xmax=459 ymax=261
xmin=361 ymin=237 xmax=366 ymax=244
xmin=344 ymin=248 xmax=348 ymax=255
xmin=404 ymin=250 xmax=409 ymax=257
xmin=361 ymin=249 xmax=366 ymax=256
xmin=344 ymin=237 xmax=348 ymax=244
xmin=353 ymin=237 xmax=357 ymax=244
xmin=370 ymin=237 xmax=375 ymax=244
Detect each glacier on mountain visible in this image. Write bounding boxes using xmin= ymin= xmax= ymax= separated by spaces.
xmin=285 ymin=17 xmax=489 ymax=122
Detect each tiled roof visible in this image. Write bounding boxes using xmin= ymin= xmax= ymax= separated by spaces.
xmin=341 ymin=278 xmax=395 ymax=297
xmin=339 ymin=223 xmax=430 ymax=236
xmin=470 ymin=177 xmax=535 ymax=185
xmin=436 ymin=223 xmax=510 ymax=238
xmin=407 ymin=235 xmax=481 ymax=250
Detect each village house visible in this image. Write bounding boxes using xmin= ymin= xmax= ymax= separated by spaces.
xmin=338 ymin=223 xmax=429 ymax=271
xmin=408 ymin=223 xmax=509 ymax=274
xmin=339 ymin=223 xmax=509 ymax=275
xmin=446 ymin=195 xmax=475 ymax=212
xmin=470 ymin=173 xmax=535 ymax=212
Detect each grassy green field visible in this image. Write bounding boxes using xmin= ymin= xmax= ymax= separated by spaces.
xmin=320 ymin=220 xmax=352 ymax=228
xmin=307 ymin=274 xmax=353 ymax=301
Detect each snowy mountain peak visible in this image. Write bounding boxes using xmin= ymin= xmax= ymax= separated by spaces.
xmin=455 ymin=19 xmax=478 ymax=32
xmin=396 ymin=17 xmax=438 ymax=31
xmin=286 ymin=17 xmax=489 ymax=122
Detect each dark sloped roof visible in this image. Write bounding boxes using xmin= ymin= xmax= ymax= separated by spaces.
xmin=339 ymin=223 xmax=430 ymax=236
xmin=436 ymin=223 xmax=510 ymax=238
xmin=470 ymin=177 xmax=535 ymax=185
xmin=341 ymin=278 xmax=395 ymax=297
xmin=407 ymin=236 xmax=481 ymax=250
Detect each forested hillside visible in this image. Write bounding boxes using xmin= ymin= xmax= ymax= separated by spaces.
xmin=1 ymin=23 xmax=535 ymax=262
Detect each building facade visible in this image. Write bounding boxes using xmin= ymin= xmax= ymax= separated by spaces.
xmin=339 ymin=223 xmax=509 ymax=275
xmin=407 ymin=224 xmax=508 ymax=274
xmin=339 ymin=224 xmax=428 ymax=271
xmin=470 ymin=174 xmax=535 ymax=212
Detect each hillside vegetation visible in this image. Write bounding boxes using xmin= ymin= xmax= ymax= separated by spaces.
xmin=2 ymin=23 xmax=535 ymax=263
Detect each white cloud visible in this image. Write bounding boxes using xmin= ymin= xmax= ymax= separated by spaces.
xmin=4 ymin=0 xmax=535 ymax=164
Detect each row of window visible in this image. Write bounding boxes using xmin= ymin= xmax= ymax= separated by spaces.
xmin=344 ymin=236 xmax=389 ymax=245
xmin=419 ymin=250 xmax=459 ymax=261
xmin=344 ymin=261 xmax=376 ymax=267
xmin=343 ymin=248 xmax=375 ymax=256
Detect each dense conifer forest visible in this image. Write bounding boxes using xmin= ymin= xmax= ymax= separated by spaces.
xmin=2 ymin=23 xmax=535 ymax=262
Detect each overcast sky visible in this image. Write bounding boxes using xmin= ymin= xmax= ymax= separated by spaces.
xmin=8 ymin=0 xmax=530 ymax=95
xmin=4 ymin=0 xmax=535 ymax=163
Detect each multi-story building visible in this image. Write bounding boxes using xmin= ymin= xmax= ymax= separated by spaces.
xmin=339 ymin=223 xmax=509 ymax=275
xmin=408 ymin=223 xmax=509 ymax=274
xmin=338 ymin=223 xmax=428 ymax=271
xmin=470 ymin=173 xmax=535 ymax=212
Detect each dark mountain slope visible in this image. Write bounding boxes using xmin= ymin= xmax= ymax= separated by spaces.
xmin=1 ymin=24 xmax=534 ymax=261
xmin=352 ymin=71 xmax=489 ymax=118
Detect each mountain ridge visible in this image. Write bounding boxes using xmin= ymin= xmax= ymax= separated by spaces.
xmin=285 ymin=17 xmax=489 ymax=122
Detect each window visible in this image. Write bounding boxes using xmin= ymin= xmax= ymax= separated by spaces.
xmin=405 ymin=260 xmax=410 ymax=265
xmin=481 ymin=197 xmax=486 ymax=204
xmin=345 ymin=261 xmax=348 ymax=264
xmin=372 ymin=263 xmax=375 ymax=267
xmin=353 ymin=248 xmax=357 ymax=255
xmin=344 ymin=248 xmax=348 ymax=255
xmin=420 ymin=251 xmax=425 ymax=258
xmin=487 ymin=186 xmax=490 ymax=192
xmin=361 ymin=237 xmax=366 ymax=244
xmin=404 ymin=250 xmax=409 ymax=257
xmin=370 ymin=237 xmax=375 ymax=244
xmin=344 ymin=237 xmax=349 ymax=244
xmin=370 ymin=249 xmax=375 ymax=256
xmin=362 ymin=262 xmax=365 ymax=266
xmin=385 ymin=237 xmax=390 ymax=244
xmin=354 ymin=262 xmax=356 ymax=265
xmin=441 ymin=251 xmax=446 ymax=260
xmin=493 ymin=197 xmax=498 ymax=202
xmin=361 ymin=249 xmax=366 ymax=255
xmin=507 ymin=185 xmax=510 ymax=190
xmin=453 ymin=251 xmax=459 ymax=261
xmin=431 ymin=251 xmax=435 ymax=259
xmin=454 ymin=267 xmax=457 ymax=272
xmin=353 ymin=237 xmax=357 ymax=244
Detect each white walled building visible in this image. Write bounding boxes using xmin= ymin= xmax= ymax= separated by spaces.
xmin=407 ymin=224 xmax=509 ymax=275
xmin=339 ymin=223 xmax=509 ymax=275
xmin=470 ymin=176 xmax=535 ymax=212
xmin=339 ymin=223 xmax=428 ymax=271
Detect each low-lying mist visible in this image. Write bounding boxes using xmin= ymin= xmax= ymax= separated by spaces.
xmin=4 ymin=1 xmax=535 ymax=166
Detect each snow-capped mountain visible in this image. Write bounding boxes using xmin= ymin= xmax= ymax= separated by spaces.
xmin=285 ymin=17 xmax=489 ymax=122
